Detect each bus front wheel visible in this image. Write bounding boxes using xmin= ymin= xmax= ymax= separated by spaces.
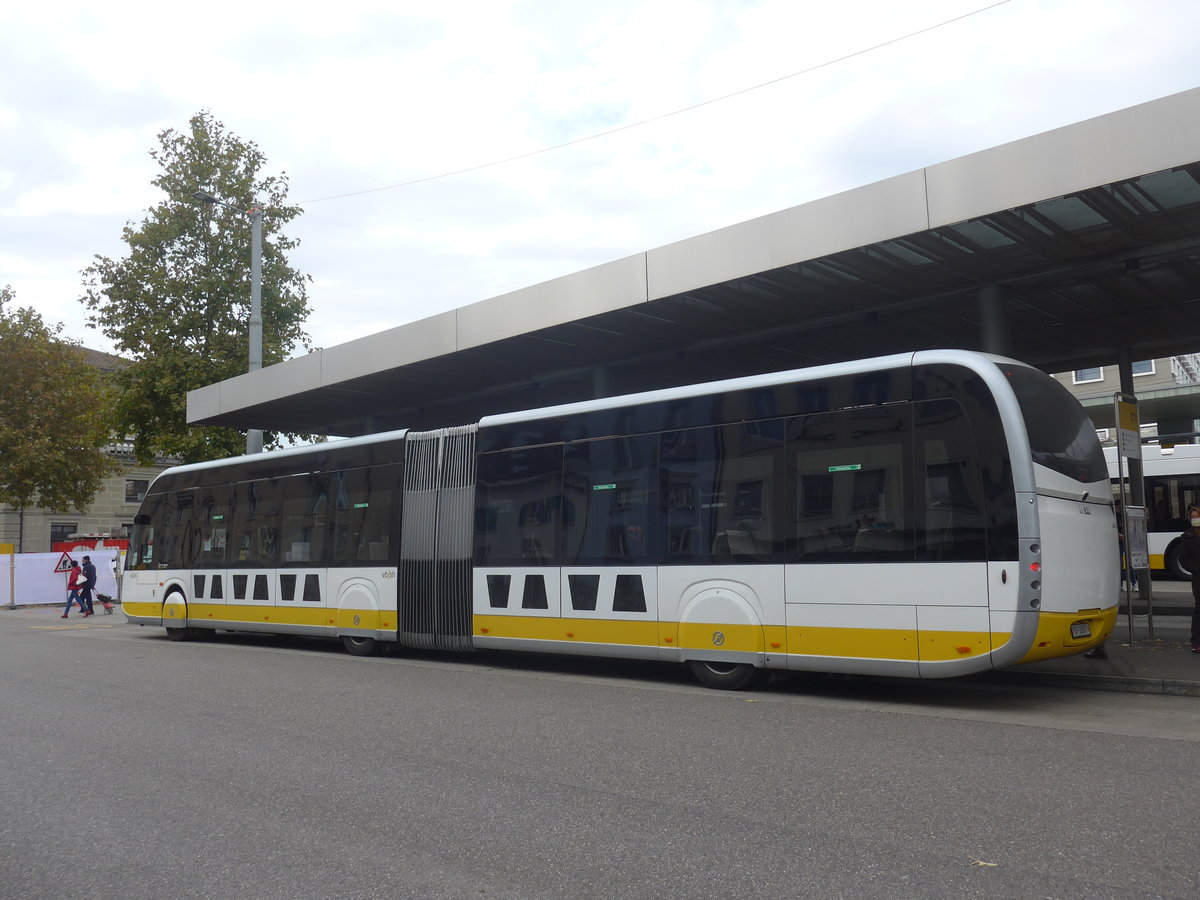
xmin=687 ymin=659 xmax=763 ymax=690
xmin=163 ymin=594 xmax=193 ymax=641
xmin=342 ymin=635 xmax=378 ymax=657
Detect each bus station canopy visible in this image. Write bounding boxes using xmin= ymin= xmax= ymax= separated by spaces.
xmin=188 ymin=88 xmax=1200 ymax=438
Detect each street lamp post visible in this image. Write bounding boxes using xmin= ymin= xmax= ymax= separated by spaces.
xmin=191 ymin=189 xmax=264 ymax=454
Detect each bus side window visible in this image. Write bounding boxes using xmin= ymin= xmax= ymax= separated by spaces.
xmin=914 ymin=399 xmax=987 ymax=561
xmin=790 ymin=408 xmax=913 ymax=561
xmin=563 ymin=435 xmax=658 ymax=566
xmin=130 ymin=508 xmax=156 ymax=570
xmin=227 ymin=479 xmax=281 ymax=567
xmin=475 ymin=445 xmax=564 ymax=566
xmin=280 ymin=473 xmax=329 ymax=564
xmin=660 ymin=422 xmax=783 ymax=564
xmin=154 ymin=490 xmax=195 ymax=570
xmin=330 ymin=464 xmax=401 ymax=565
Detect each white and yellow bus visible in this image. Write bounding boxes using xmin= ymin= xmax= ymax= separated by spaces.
xmin=123 ymin=350 xmax=1117 ymax=688
xmin=1107 ymin=443 xmax=1200 ymax=578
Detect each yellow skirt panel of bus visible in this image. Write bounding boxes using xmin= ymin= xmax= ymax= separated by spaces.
xmin=786 ymin=625 xmax=919 ymax=661
xmin=474 ymin=615 xmax=660 ymax=647
xmin=476 ymin=615 xmax=1017 ymax=663
xmin=920 ymin=629 xmax=1009 ymax=661
xmin=123 ymin=600 xmax=163 ymax=621
xmin=1015 ymin=606 xmax=1118 ymax=664
xmin=189 ymin=603 xmax=335 ymax=629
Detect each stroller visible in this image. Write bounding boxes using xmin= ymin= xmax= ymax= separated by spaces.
xmin=96 ymin=592 xmax=116 ymax=614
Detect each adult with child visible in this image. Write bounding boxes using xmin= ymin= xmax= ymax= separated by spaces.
xmin=79 ymin=555 xmax=98 ymax=617
xmin=60 ymin=558 xmax=86 ymax=618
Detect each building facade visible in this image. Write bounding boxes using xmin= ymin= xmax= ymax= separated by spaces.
xmin=1054 ymin=354 xmax=1200 ymax=445
xmin=0 ymin=442 xmax=170 ymax=552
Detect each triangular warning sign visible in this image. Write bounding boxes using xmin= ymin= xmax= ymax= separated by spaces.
xmin=53 ymin=552 xmax=74 ymax=573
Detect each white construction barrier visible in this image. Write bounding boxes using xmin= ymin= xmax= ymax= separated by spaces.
xmin=1 ymin=550 xmax=122 ymax=608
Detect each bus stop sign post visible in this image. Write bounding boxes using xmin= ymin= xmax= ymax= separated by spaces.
xmin=1114 ymin=393 xmax=1153 ymax=642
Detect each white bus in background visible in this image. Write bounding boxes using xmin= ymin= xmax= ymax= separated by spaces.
xmin=1108 ymin=443 xmax=1200 ymax=577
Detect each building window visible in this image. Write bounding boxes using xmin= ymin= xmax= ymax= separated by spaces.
xmin=50 ymin=523 xmax=77 ymax=545
xmin=1132 ymin=359 xmax=1155 ymax=376
xmin=1072 ymin=367 xmax=1103 ymax=384
xmin=125 ymin=479 xmax=150 ymax=503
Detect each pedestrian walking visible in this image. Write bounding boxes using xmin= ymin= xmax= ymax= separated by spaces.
xmin=60 ymin=559 xmax=86 ymax=618
xmin=1178 ymin=504 xmax=1200 ymax=654
xmin=79 ymin=555 xmax=97 ymax=617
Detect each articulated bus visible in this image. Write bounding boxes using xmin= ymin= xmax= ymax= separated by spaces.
xmin=1107 ymin=443 xmax=1200 ymax=578
xmin=123 ymin=350 xmax=1118 ymax=688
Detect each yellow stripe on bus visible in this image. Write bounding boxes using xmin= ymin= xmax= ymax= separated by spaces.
xmin=473 ymin=615 xmax=660 ymax=647
xmin=474 ymin=614 xmax=1010 ymax=661
xmin=190 ymin=603 xmax=334 ymax=628
xmin=127 ymin=600 xmax=390 ymax=631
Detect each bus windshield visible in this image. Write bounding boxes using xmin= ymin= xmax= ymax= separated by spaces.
xmin=999 ymin=364 xmax=1108 ymax=484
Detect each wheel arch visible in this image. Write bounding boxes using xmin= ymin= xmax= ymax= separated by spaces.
xmin=676 ymin=581 xmax=767 ymax=669
xmin=335 ymin=578 xmax=384 ymax=639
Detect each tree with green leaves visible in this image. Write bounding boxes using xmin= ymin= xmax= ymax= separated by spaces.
xmin=0 ymin=287 xmax=120 ymax=544
xmin=81 ymin=110 xmax=311 ymax=464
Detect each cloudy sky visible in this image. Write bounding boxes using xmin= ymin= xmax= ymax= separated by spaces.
xmin=3 ymin=0 xmax=1199 ymax=358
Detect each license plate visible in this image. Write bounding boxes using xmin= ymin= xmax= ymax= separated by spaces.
xmin=1070 ymin=622 xmax=1092 ymax=639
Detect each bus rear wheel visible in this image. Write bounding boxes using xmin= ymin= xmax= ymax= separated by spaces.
xmin=687 ymin=659 xmax=763 ymax=690
xmin=342 ymin=635 xmax=378 ymax=657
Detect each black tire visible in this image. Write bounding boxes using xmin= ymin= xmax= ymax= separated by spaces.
xmin=687 ymin=659 xmax=763 ymax=690
xmin=1165 ymin=541 xmax=1192 ymax=579
xmin=342 ymin=635 xmax=378 ymax=657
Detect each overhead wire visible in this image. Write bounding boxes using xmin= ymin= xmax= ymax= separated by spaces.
xmin=296 ymin=0 xmax=1012 ymax=206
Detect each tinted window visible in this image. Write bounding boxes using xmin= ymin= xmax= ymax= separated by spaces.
xmin=129 ymin=502 xmax=157 ymax=571
xmin=1000 ymin=364 xmax=1108 ymax=483
xmin=790 ymin=407 xmax=913 ymax=561
xmin=153 ymin=491 xmax=196 ymax=569
xmin=563 ymin=435 xmax=658 ymax=565
xmin=914 ymin=399 xmax=987 ymax=561
xmin=1145 ymin=475 xmax=1200 ymax=533
xmin=195 ymin=486 xmax=231 ymax=568
xmin=475 ymin=446 xmax=563 ymax=565
xmin=228 ymin=479 xmax=282 ymax=567
xmin=330 ymin=464 xmax=401 ymax=565
xmin=660 ymin=422 xmax=784 ymax=564
xmin=477 ymin=367 xmax=911 ymax=452
xmin=280 ymin=474 xmax=329 ymax=565
xmin=915 ymin=364 xmax=1018 ymax=561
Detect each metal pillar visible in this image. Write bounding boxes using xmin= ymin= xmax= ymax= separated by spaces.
xmin=592 ymin=365 xmax=611 ymax=400
xmin=246 ymin=205 xmax=263 ymax=455
xmin=978 ymin=285 xmax=1012 ymax=356
xmin=1117 ymin=348 xmax=1153 ymax=637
